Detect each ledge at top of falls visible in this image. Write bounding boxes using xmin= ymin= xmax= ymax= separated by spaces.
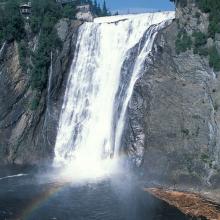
xmin=93 ymin=11 xmax=175 ymax=24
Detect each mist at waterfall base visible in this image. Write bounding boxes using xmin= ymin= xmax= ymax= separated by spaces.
xmin=0 ymin=13 xmax=194 ymax=220
xmin=0 ymin=165 xmax=192 ymax=220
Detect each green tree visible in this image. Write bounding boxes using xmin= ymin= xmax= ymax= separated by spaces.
xmin=209 ymin=46 xmax=220 ymax=71
xmin=196 ymin=0 xmax=220 ymax=38
xmin=175 ymin=31 xmax=192 ymax=54
xmin=102 ymin=0 xmax=108 ymax=16
xmin=0 ymin=0 xmax=25 ymax=42
xmin=193 ymin=31 xmax=207 ymax=48
xmin=62 ymin=4 xmax=77 ymax=19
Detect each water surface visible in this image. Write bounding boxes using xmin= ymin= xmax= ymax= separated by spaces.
xmin=0 ymin=166 xmax=193 ymax=220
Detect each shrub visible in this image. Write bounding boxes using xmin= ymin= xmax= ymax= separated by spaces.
xmin=201 ymin=153 xmax=209 ymax=163
xmin=209 ymin=46 xmax=220 ymax=71
xmin=62 ymin=5 xmax=76 ymax=19
xmin=192 ymin=31 xmax=208 ymax=56
xmin=196 ymin=0 xmax=211 ymax=13
xmin=198 ymin=47 xmax=209 ymax=56
xmin=182 ymin=128 xmax=190 ymax=136
xmin=193 ymin=31 xmax=207 ymax=47
xmin=30 ymin=95 xmax=40 ymax=111
xmin=29 ymin=0 xmax=62 ymax=106
xmin=176 ymin=32 xmax=192 ymax=54
xmin=30 ymin=16 xmax=41 ymax=34
xmin=1 ymin=0 xmax=111 ymax=111
xmin=195 ymin=12 xmax=201 ymax=19
xmin=196 ymin=0 xmax=220 ymax=38
xmin=0 ymin=0 xmax=25 ymax=42
xmin=208 ymin=19 xmax=220 ymax=38
xmin=18 ymin=40 xmax=29 ymax=72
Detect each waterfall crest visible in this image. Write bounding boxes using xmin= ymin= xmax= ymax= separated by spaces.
xmin=54 ymin=12 xmax=175 ymax=180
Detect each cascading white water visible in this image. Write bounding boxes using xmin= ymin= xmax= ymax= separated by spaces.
xmin=0 ymin=42 xmax=6 ymax=58
xmin=42 ymin=51 xmax=54 ymax=146
xmin=47 ymin=51 xmax=53 ymax=106
xmin=54 ymin=12 xmax=175 ymax=180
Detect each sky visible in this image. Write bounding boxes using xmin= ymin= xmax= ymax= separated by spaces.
xmin=98 ymin=0 xmax=175 ymax=14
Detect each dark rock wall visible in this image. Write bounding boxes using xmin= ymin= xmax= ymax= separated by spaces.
xmin=0 ymin=19 xmax=82 ymax=165
xmin=124 ymin=1 xmax=220 ymax=190
xmin=1 ymin=0 xmax=220 ymax=197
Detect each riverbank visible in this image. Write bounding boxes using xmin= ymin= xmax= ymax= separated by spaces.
xmin=145 ymin=188 xmax=220 ymax=220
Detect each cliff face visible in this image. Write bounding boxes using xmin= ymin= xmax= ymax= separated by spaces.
xmin=124 ymin=0 xmax=220 ymax=192
xmin=1 ymin=0 xmax=220 ymax=199
xmin=0 ymin=19 xmax=82 ymax=165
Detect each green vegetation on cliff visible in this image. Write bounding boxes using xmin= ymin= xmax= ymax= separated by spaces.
xmin=0 ymin=0 xmax=110 ymax=110
xmin=29 ymin=0 xmax=110 ymax=110
xmin=209 ymin=46 xmax=220 ymax=71
xmin=196 ymin=0 xmax=220 ymax=38
xmin=18 ymin=39 xmax=29 ymax=71
xmin=30 ymin=0 xmax=62 ymax=91
xmin=192 ymin=31 xmax=208 ymax=56
xmin=0 ymin=0 xmax=25 ymax=44
xmin=173 ymin=0 xmax=220 ymax=72
xmin=175 ymin=31 xmax=192 ymax=54
xmin=0 ymin=0 xmax=28 ymax=72
xmin=195 ymin=0 xmax=220 ymax=71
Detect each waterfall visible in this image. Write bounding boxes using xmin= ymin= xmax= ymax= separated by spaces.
xmin=54 ymin=12 xmax=175 ymax=179
xmin=47 ymin=51 xmax=53 ymax=111
xmin=0 ymin=42 xmax=6 ymax=58
xmin=42 ymin=51 xmax=54 ymax=146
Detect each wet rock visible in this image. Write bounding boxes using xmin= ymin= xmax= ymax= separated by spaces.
xmin=123 ymin=0 xmax=220 ymax=193
xmin=215 ymin=34 xmax=220 ymax=54
xmin=56 ymin=19 xmax=69 ymax=42
xmin=0 ymin=20 xmax=82 ymax=165
xmin=145 ymin=188 xmax=220 ymax=220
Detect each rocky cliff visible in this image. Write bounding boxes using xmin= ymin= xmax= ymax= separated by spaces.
xmin=0 ymin=19 xmax=82 ymax=165
xmin=123 ymin=0 xmax=220 ymax=197
xmin=1 ymin=0 xmax=220 ymax=204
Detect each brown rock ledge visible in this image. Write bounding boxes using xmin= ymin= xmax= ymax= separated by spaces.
xmin=144 ymin=188 xmax=220 ymax=220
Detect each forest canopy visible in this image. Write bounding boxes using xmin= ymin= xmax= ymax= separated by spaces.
xmin=0 ymin=0 xmax=109 ymax=44
xmin=0 ymin=0 xmax=110 ymax=110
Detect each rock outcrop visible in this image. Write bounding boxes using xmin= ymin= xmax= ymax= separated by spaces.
xmin=0 ymin=0 xmax=219 ymax=206
xmin=0 ymin=19 xmax=82 ymax=164
xmin=76 ymin=4 xmax=94 ymax=22
xmin=123 ymin=0 xmax=220 ymax=194
xmin=145 ymin=188 xmax=220 ymax=220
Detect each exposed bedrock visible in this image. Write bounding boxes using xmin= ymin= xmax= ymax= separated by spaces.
xmin=123 ymin=2 xmax=220 ymax=195
xmin=0 ymin=19 xmax=82 ymax=165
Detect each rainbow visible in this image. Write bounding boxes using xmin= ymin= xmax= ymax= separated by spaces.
xmin=16 ymin=181 xmax=68 ymax=220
